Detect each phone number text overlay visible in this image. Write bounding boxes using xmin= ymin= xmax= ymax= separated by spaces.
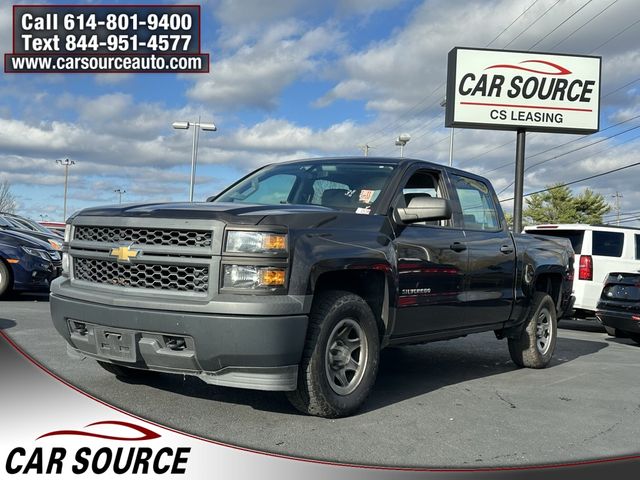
xmin=7 ymin=4 xmax=209 ymax=73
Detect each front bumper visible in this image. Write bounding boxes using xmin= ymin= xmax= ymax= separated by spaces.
xmin=12 ymin=258 xmax=61 ymax=291
xmin=596 ymin=309 xmax=640 ymax=335
xmin=50 ymin=293 xmax=308 ymax=391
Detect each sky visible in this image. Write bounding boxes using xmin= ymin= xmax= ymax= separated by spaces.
xmin=1 ymin=0 xmax=639 ymax=227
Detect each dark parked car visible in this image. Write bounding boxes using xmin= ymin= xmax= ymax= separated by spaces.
xmin=0 ymin=213 xmax=63 ymax=250
xmin=596 ymin=272 xmax=640 ymax=345
xmin=0 ymin=229 xmax=62 ymax=297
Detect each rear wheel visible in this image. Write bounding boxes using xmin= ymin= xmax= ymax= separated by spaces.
xmin=287 ymin=290 xmax=380 ymax=418
xmin=508 ymin=292 xmax=557 ymax=368
xmin=0 ymin=261 xmax=12 ymax=298
xmin=97 ymin=361 xmax=150 ymax=378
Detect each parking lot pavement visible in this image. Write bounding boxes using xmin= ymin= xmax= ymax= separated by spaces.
xmin=2 ymin=293 xmax=640 ymax=467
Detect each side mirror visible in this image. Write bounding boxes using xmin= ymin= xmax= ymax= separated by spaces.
xmin=397 ymin=196 xmax=452 ymax=224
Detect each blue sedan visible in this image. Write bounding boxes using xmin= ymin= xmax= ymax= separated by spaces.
xmin=0 ymin=229 xmax=62 ymax=297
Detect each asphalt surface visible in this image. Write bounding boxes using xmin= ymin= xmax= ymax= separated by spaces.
xmin=2 ymin=292 xmax=640 ymax=468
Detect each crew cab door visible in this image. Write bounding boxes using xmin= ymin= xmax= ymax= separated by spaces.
xmin=391 ymin=167 xmax=469 ymax=337
xmin=449 ymin=173 xmax=516 ymax=326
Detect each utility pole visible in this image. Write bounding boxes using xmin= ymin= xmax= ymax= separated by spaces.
xmin=612 ymin=192 xmax=623 ymax=225
xmin=359 ymin=144 xmax=374 ymax=157
xmin=56 ymin=158 xmax=75 ymax=221
xmin=114 ymin=188 xmax=126 ymax=204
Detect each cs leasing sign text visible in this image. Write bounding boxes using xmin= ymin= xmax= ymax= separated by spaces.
xmin=445 ymin=47 xmax=601 ymax=134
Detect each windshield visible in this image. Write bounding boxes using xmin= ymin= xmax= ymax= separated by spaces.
xmin=213 ymin=161 xmax=397 ymax=213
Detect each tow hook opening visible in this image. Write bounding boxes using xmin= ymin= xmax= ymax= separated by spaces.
xmin=69 ymin=320 xmax=88 ymax=336
xmin=164 ymin=336 xmax=187 ymax=351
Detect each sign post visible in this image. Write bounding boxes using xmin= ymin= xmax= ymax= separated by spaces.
xmin=445 ymin=47 xmax=601 ymax=231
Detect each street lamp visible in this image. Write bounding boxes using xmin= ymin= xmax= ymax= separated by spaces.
xmin=56 ymin=158 xmax=75 ymax=221
xmin=114 ymin=188 xmax=126 ymax=204
xmin=440 ymin=97 xmax=454 ymax=167
xmin=172 ymin=118 xmax=217 ymax=202
xmin=395 ymin=133 xmax=411 ymax=158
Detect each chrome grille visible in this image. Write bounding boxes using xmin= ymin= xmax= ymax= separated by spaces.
xmin=74 ymin=258 xmax=209 ymax=293
xmin=74 ymin=226 xmax=212 ymax=248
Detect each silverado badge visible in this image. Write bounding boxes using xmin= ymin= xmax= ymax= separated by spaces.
xmin=110 ymin=245 xmax=139 ymax=263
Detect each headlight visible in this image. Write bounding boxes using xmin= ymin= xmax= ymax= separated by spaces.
xmin=64 ymin=224 xmax=72 ymax=242
xmin=226 ymin=231 xmax=287 ymax=254
xmin=61 ymin=253 xmax=70 ymax=276
xmin=48 ymin=238 xmax=62 ymax=250
xmin=21 ymin=247 xmax=51 ymax=260
xmin=223 ymin=265 xmax=286 ymax=290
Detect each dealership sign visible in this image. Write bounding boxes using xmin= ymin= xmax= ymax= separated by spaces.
xmin=445 ymin=47 xmax=601 ymax=134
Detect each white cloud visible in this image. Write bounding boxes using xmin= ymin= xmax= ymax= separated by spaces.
xmin=187 ymin=21 xmax=342 ymax=109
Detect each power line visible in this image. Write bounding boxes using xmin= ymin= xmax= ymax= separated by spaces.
xmin=482 ymin=112 xmax=640 ymax=176
xmin=604 ymin=208 xmax=640 ymax=219
xmin=528 ymin=0 xmax=594 ymax=50
xmin=611 ymin=215 xmax=640 ymax=225
xmin=549 ymin=0 xmax=619 ymax=49
xmin=361 ymin=0 xmax=564 ymax=149
xmin=589 ymin=16 xmax=640 ymax=52
xmin=503 ymin=0 xmax=563 ymax=48
xmin=485 ymin=0 xmax=541 ymax=47
xmin=496 ymin=123 xmax=640 ymax=196
xmin=500 ymin=159 xmax=640 ymax=203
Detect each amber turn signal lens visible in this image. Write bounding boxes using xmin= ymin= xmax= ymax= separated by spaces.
xmin=259 ymin=268 xmax=286 ymax=286
xmin=262 ymin=234 xmax=286 ymax=251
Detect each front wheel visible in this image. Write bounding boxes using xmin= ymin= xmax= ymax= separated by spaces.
xmin=287 ymin=290 xmax=380 ymax=418
xmin=508 ymin=292 xmax=557 ymax=368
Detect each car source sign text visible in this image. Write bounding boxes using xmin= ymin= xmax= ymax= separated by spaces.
xmin=445 ymin=47 xmax=601 ymax=134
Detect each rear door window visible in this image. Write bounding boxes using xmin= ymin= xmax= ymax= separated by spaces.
xmin=527 ymin=230 xmax=584 ymax=254
xmin=636 ymin=234 xmax=640 ymax=260
xmin=450 ymin=175 xmax=501 ymax=231
xmin=592 ymin=231 xmax=624 ymax=257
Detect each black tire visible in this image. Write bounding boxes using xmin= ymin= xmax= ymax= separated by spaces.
xmin=508 ymin=292 xmax=557 ymax=368
xmin=97 ymin=361 xmax=150 ymax=378
xmin=0 ymin=260 xmax=12 ymax=298
xmin=287 ymin=290 xmax=380 ymax=418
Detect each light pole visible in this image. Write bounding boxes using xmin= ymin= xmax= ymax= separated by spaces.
xmin=359 ymin=144 xmax=374 ymax=156
xmin=114 ymin=188 xmax=126 ymax=204
xmin=56 ymin=158 xmax=75 ymax=221
xmin=172 ymin=118 xmax=217 ymax=202
xmin=395 ymin=133 xmax=411 ymax=158
xmin=440 ymin=97 xmax=454 ymax=167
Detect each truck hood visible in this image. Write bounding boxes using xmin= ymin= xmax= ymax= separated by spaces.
xmin=71 ymin=202 xmax=337 ymax=225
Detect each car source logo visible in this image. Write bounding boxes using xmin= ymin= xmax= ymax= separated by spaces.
xmin=109 ymin=245 xmax=139 ymax=263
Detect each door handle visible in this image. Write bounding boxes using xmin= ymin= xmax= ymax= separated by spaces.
xmin=500 ymin=244 xmax=514 ymax=254
xmin=450 ymin=242 xmax=467 ymax=252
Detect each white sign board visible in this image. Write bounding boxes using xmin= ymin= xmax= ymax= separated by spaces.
xmin=445 ymin=47 xmax=601 ymax=134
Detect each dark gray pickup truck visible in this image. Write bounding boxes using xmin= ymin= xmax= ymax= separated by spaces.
xmin=50 ymin=157 xmax=574 ymax=417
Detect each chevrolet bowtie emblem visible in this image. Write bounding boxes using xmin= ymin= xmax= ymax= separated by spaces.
xmin=110 ymin=245 xmax=139 ymax=263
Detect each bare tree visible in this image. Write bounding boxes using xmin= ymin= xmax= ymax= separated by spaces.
xmin=0 ymin=179 xmax=17 ymax=213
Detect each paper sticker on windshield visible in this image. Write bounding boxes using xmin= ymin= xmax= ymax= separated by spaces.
xmin=359 ymin=189 xmax=375 ymax=203
xmin=356 ymin=207 xmax=371 ymax=215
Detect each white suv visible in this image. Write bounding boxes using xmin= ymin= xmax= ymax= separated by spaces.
xmin=524 ymin=224 xmax=640 ymax=318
